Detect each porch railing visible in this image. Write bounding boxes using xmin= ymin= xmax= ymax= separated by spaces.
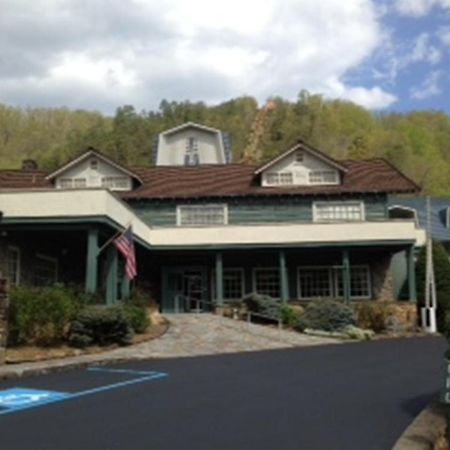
xmin=173 ymin=294 xmax=283 ymax=331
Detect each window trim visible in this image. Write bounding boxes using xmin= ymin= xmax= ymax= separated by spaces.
xmin=176 ymin=204 xmax=229 ymax=227
xmin=312 ymin=201 xmax=365 ymax=223
xmin=252 ymin=267 xmax=281 ymax=299
xmin=265 ymin=172 xmax=294 ymax=186
xmin=211 ymin=267 xmax=245 ymax=301
xmin=7 ymin=245 xmax=21 ymax=287
xmin=296 ymin=265 xmax=372 ymax=300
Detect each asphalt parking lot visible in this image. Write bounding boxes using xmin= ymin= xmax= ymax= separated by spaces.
xmin=0 ymin=336 xmax=446 ymax=450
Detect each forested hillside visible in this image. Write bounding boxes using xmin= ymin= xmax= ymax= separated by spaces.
xmin=1 ymin=91 xmax=450 ymax=195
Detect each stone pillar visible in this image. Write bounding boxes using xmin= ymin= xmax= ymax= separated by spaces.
xmin=0 ymin=278 xmax=9 ymax=365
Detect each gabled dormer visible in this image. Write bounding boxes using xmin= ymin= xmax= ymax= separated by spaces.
xmin=46 ymin=148 xmax=142 ymax=191
xmin=255 ymin=141 xmax=348 ymax=187
xmin=153 ymin=122 xmax=232 ymax=166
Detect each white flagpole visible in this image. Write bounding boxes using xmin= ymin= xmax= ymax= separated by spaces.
xmin=422 ymin=196 xmax=437 ymax=332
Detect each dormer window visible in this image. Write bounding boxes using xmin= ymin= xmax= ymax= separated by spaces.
xmin=90 ymin=159 xmax=98 ymax=170
xmin=266 ymin=172 xmax=293 ymax=186
xmin=309 ymin=170 xmax=338 ymax=185
xmin=184 ymin=137 xmax=200 ymax=165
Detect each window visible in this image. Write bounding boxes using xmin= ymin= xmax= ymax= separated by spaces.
xmin=90 ymin=159 xmax=98 ymax=170
xmin=212 ymin=268 xmax=245 ymax=301
xmin=313 ymin=202 xmax=364 ymax=222
xmin=297 ymin=265 xmax=371 ymax=299
xmin=184 ymin=137 xmax=200 ymax=165
xmin=335 ymin=266 xmax=371 ymax=299
xmin=59 ymin=178 xmax=72 ymax=189
xmin=7 ymin=246 xmax=20 ymax=287
xmin=177 ymin=204 xmax=227 ymax=226
xmin=295 ymin=151 xmax=304 ymax=163
xmin=253 ymin=268 xmax=280 ymax=298
xmin=34 ymin=254 xmax=58 ymax=286
xmin=265 ymin=172 xmax=294 ymax=186
xmin=298 ymin=268 xmax=332 ymax=298
xmin=101 ymin=176 xmax=129 ymax=189
xmin=308 ymin=170 xmax=337 ymax=184
xmin=74 ymin=178 xmax=87 ymax=188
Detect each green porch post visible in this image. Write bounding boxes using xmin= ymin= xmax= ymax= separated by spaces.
xmin=85 ymin=228 xmax=99 ymax=294
xmin=121 ymin=272 xmax=131 ymax=301
xmin=342 ymin=249 xmax=351 ymax=304
xmin=215 ymin=252 xmax=224 ymax=306
xmin=106 ymin=245 xmax=118 ymax=305
xmin=279 ymin=250 xmax=289 ymax=302
xmin=408 ymin=245 xmax=417 ymax=302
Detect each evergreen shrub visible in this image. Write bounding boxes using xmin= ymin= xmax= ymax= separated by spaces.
xmin=302 ymin=299 xmax=355 ymax=332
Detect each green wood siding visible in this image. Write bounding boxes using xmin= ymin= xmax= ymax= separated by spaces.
xmin=129 ymin=194 xmax=388 ymax=227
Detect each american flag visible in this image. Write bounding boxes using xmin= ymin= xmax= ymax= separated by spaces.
xmin=114 ymin=226 xmax=137 ymax=280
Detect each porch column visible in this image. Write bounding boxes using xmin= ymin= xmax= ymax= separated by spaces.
xmin=342 ymin=249 xmax=351 ymax=304
xmin=279 ymin=250 xmax=289 ymax=303
xmin=121 ymin=270 xmax=131 ymax=300
xmin=106 ymin=245 xmax=118 ymax=305
xmin=408 ymin=245 xmax=417 ymax=302
xmin=85 ymin=228 xmax=99 ymax=294
xmin=215 ymin=252 xmax=224 ymax=306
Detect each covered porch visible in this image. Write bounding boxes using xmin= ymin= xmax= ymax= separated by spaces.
xmin=153 ymin=244 xmax=418 ymax=313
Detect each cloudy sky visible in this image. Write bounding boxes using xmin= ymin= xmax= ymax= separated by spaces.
xmin=0 ymin=0 xmax=449 ymax=114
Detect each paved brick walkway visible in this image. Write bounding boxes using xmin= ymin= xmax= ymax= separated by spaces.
xmin=0 ymin=314 xmax=339 ymax=379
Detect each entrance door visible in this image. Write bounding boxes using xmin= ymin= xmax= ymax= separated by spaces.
xmin=162 ymin=267 xmax=207 ymax=312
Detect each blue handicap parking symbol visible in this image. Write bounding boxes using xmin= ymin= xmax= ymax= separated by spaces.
xmin=0 ymin=388 xmax=70 ymax=411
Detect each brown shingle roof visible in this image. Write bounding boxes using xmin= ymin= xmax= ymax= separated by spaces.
xmin=0 ymin=159 xmax=419 ymax=199
xmin=120 ymin=159 xmax=419 ymax=200
xmin=0 ymin=170 xmax=51 ymax=189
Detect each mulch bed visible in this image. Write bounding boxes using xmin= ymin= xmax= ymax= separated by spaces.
xmin=5 ymin=320 xmax=170 ymax=364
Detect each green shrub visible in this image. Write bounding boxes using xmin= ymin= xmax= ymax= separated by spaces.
xmin=416 ymin=241 xmax=450 ymax=332
xmin=123 ymin=305 xmax=150 ymax=334
xmin=69 ymin=305 xmax=133 ymax=348
xmin=354 ymin=301 xmax=393 ymax=333
xmin=243 ymin=293 xmax=281 ymax=319
xmin=302 ymin=299 xmax=355 ymax=332
xmin=280 ymin=304 xmax=304 ymax=328
xmin=8 ymin=285 xmax=82 ymax=346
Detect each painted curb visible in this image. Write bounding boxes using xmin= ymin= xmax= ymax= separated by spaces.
xmin=392 ymin=400 xmax=447 ymax=450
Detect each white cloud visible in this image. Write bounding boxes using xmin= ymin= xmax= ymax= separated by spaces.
xmin=410 ymin=33 xmax=441 ymax=64
xmin=438 ymin=26 xmax=450 ymax=46
xmin=395 ymin=0 xmax=450 ymax=16
xmin=0 ymin=0 xmax=393 ymax=112
xmin=410 ymin=70 xmax=443 ymax=99
xmin=322 ymin=78 xmax=397 ymax=109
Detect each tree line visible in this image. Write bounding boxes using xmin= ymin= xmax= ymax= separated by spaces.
xmin=1 ymin=91 xmax=450 ymax=195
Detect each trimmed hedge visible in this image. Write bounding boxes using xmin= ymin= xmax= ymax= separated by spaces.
xmin=69 ymin=305 xmax=134 ymax=348
xmin=123 ymin=305 xmax=150 ymax=334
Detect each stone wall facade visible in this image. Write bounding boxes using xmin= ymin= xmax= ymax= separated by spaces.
xmin=371 ymin=257 xmax=396 ymax=302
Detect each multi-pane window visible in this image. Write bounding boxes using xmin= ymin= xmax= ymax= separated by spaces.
xmin=177 ymin=205 xmax=227 ymax=226
xmin=7 ymin=246 xmax=20 ymax=287
xmin=184 ymin=137 xmax=200 ymax=165
xmin=295 ymin=151 xmax=304 ymax=163
xmin=298 ymin=268 xmax=332 ymax=298
xmin=90 ymin=159 xmax=98 ymax=170
xmin=34 ymin=254 xmax=58 ymax=286
xmin=59 ymin=178 xmax=87 ymax=188
xmin=313 ymin=202 xmax=364 ymax=222
xmin=265 ymin=172 xmax=294 ymax=186
xmin=212 ymin=268 xmax=244 ymax=301
xmin=101 ymin=177 xmax=129 ymax=189
xmin=297 ymin=266 xmax=371 ymax=299
xmin=308 ymin=170 xmax=337 ymax=184
xmin=253 ymin=268 xmax=280 ymax=299
xmin=335 ymin=266 xmax=371 ymax=299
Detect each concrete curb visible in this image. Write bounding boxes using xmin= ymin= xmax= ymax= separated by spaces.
xmin=392 ymin=400 xmax=447 ymax=450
